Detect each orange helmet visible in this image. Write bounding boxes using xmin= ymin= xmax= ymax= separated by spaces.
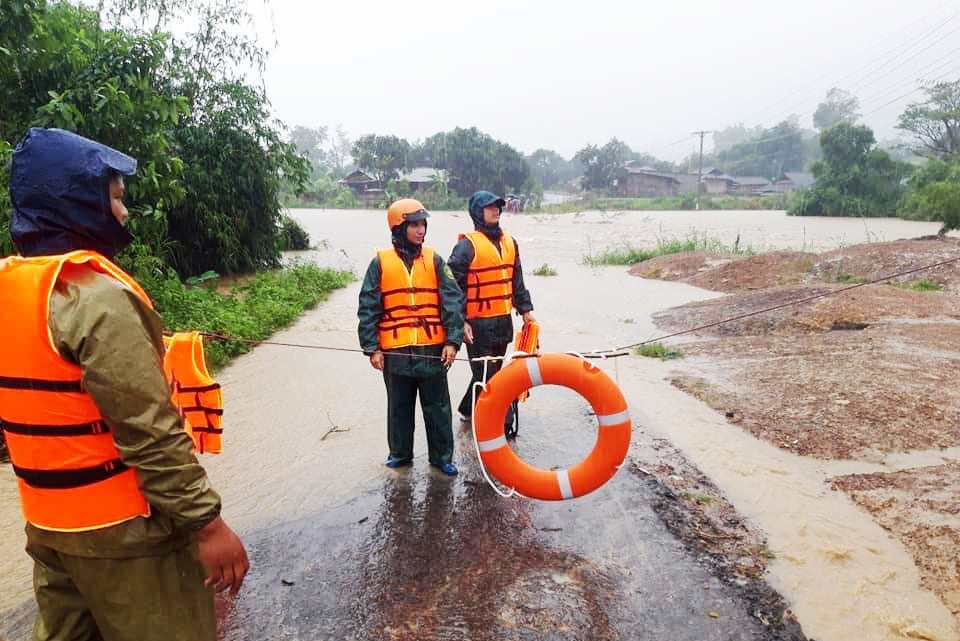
xmin=387 ymin=198 xmax=430 ymax=230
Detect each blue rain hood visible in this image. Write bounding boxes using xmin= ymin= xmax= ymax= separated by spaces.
xmin=468 ymin=190 xmax=506 ymax=239
xmin=10 ymin=128 xmax=137 ymax=258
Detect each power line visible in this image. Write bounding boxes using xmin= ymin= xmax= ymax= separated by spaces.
xmin=696 ymin=60 xmax=960 ymax=156
xmin=746 ymin=6 xmax=960 ymax=128
xmin=861 ymin=54 xmax=960 ymax=113
xmin=862 ymin=64 xmax=960 ymax=118
xmin=846 ymin=13 xmax=960 ymax=96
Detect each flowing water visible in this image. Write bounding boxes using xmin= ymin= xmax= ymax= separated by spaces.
xmin=1 ymin=209 xmax=956 ymax=640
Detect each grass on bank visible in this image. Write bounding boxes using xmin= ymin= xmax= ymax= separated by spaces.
xmin=583 ymin=233 xmax=755 ymax=267
xmin=146 ymin=263 xmax=354 ymax=369
xmin=635 ymin=342 xmax=684 ymax=360
xmin=532 ymin=263 xmax=558 ymax=276
xmin=836 ymin=274 xmax=945 ymax=291
xmin=908 ymin=279 xmax=944 ymax=292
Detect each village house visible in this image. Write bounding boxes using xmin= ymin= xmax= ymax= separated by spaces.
xmin=337 ymin=169 xmax=385 ymax=205
xmin=338 ymin=169 xmax=378 ymax=192
xmin=773 ymin=171 xmax=816 ymax=193
xmin=396 ymin=167 xmax=447 ymax=192
xmin=614 ymin=165 xmax=698 ymax=197
xmin=614 ymin=163 xmax=805 ymax=197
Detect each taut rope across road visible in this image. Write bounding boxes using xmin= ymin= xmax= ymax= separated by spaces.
xmin=185 ymin=253 xmax=960 ymax=362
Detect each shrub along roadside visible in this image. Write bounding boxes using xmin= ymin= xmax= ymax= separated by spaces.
xmin=143 ymin=263 xmax=354 ymax=370
xmin=277 ymin=215 xmax=311 ymax=250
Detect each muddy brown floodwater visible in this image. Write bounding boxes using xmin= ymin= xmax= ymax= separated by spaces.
xmin=1 ymin=209 xmax=956 ymax=640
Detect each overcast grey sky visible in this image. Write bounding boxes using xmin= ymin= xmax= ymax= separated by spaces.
xmin=254 ymin=0 xmax=959 ymax=160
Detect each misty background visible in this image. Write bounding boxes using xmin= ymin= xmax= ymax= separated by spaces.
xmin=254 ymin=0 xmax=959 ymax=159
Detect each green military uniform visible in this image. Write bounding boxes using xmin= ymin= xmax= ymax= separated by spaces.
xmin=25 ymin=267 xmax=220 ymax=641
xmin=357 ymin=250 xmax=464 ymax=465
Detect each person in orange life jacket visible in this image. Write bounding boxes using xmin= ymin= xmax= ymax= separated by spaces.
xmin=448 ymin=191 xmax=535 ymax=439
xmin=357 ymin=199 xmax=465 ymax=476
xmin=2 ymin=128 xmax=247 ymax=641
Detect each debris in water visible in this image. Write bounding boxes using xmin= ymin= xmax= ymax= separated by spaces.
xmin=281 ymin=579 xmax=295 ymax=586
xmin=321 ymin=410 xmax=350 ymax=440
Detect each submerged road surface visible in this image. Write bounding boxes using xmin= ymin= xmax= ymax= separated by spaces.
xmin=1 ymin=209 xmax=953 ymax=640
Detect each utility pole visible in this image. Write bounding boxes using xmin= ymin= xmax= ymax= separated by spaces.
xmin=692 ymin=130 xmax=712 ymax=210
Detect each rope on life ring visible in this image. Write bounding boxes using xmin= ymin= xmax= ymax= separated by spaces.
xmin=473 ymin=352 xmax=631 ymax=501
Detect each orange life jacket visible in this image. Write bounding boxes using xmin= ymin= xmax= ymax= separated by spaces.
xmin=162 ymin=332 xmax=223 ymax=455
xmin=0 ymin=250 xmax=151 ymax=531
xmin=512 ymin=321 xmax=541 ymax=403
xmin=378 ymin=247 xmax=446 ymax=350
xmin=461 ymin=231 xmax=517 ymax=319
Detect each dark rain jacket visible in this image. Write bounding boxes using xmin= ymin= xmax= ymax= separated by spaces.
xmin=447 ymin=192 xmax=533 ymax=347
xmin=8 ymin=128 xmax=221 ymax=558
xmin=357 ymin=228 xmax=465 ymax=378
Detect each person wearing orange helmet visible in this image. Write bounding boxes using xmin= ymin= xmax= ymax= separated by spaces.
xmin=357 ymin=199 xmax=465 ymax=475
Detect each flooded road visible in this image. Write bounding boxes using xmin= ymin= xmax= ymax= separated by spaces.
xmin=1 ymin=209 xmax=955 ymax=640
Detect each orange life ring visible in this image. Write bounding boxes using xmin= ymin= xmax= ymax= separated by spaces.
xmin=474 ymin=353 xmax=631 ymax=500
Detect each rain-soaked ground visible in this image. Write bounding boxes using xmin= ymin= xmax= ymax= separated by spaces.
xmin=216 ymin=425 xmax=796 ymax=641
xmin=1 ymin=209 xmax=955 ymax=641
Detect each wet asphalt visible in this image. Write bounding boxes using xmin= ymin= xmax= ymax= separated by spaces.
xmin=0 ymin=401 xmax=803 ymax=641
xmin=215 ymin=415 xmax=798 ymax=641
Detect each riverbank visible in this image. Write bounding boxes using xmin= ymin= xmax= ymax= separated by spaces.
xmin=145 ymin=263 xmax=354 ymax=369
xmin=633 ymin=236 xmax=960 ymax=630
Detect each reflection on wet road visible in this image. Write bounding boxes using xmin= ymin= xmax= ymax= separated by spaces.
xmin=221 ymin=423 xmax=782 ymax=641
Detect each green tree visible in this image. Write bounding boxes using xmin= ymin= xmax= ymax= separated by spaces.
xmin=290 ymin=125 xmax=329 ymax=169
xmin=328 ymin=124 xmax=352 ymax=176
xmin=790 ymin=123 xmax=910 ymax=217
xmin=351 ymin=134 xmax=410 ymax=185
xmin=1 ymin=0 xmax=189 ymax=256
xmin=0 ymin=0 xmax=310 ymax=276
xmin=899 ymin=158 xmax=960 ymax=233
xmin=714 ymin=120 xmax=809 ymax=178
xmin=914 ymin=181 xmax=960 ymax=234
xmin=574 ymin=138 xmax=630 ymax=191
xmin=897 ymin=79 xmax=960 ymax=158
xmin=713 ymin=123 xmax=766 ymax=153
xmin=813 ymin=88 xmax=861 ymax=131
xmin=527 ymin=149 xmax=566 ymax=188
xmin=412 ymin=127 xmax=529 ymax=196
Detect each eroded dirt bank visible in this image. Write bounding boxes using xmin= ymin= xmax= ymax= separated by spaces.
xmin=635 ymin=236 xmax=960 ymax=628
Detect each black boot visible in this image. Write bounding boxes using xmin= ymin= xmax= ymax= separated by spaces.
xmin=504 ymin=400 xmax=519 ymax=440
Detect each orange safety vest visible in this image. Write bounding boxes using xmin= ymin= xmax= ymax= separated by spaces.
xmin=461 ymin=231 xmax=517 ymax=319
xmin=378 ymin=247 xmax=446 ymax=350
xmin=162 ymin=332 xmax=223 ymax=455
xmin=0 ymin=250 xmax=151 ymax=531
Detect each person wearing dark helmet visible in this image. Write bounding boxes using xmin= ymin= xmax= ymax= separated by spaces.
xmin=357 ymin=198 xmax=465 ymax=476
xmin=0 ymin=128 xmax=248 ymax=641
xmin=448 ymin=191 xmax=535 ymax=438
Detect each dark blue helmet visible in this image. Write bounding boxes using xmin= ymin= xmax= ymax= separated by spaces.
xmin=468 ymin=190 xmax=506 ymax=228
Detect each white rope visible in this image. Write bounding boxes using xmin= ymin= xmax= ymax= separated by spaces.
xmin=469 ymin=356 xmax=518 ymax=499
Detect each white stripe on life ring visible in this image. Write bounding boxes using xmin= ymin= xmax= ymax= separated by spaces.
xmin=556 ymin=469 xmax=574 ymax=499
xmin=478 ymin=435 xmax=508 ymax=453
xmin=525 ymin=357 xmax=543 ymax=387
xmin=597 ymin=409 xmax=631 ymax=426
